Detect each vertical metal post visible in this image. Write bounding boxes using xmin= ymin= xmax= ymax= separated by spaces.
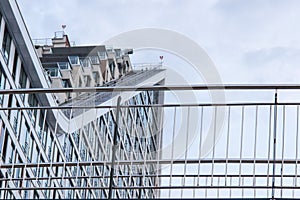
xmin=169 ymin=107 xmax=177 ymax=198
xmin=280 ymin=106 xmax=286 ymax=198
xmin=211 ymin=106 xmax=217 ymax=185
xmin=225 ymin=107 xmax=231 ymax=187
xmin=253 ymin=106 xmax=258 ymax=198
xmin=239 ymin=106 xmax=245 ymax=187
xmin=108 ymin=96 xmax=122 ymax=200
xmin=272 ymin=91 xmax=278 ymax=199
xmin=181 ymin=107 xmax=190 ymax=198
xmin=138 ymin=170 xmax=143 ymax=199
xmin=294 ymin=106 xmax=299 ymax=198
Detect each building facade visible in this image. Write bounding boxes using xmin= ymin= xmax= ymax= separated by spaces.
xmin=0 ymin=0 xmax=165 ymax=199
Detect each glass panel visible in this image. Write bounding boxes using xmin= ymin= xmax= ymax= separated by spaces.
xmin=2 ymin=27 xmax=11 ymax=62
xmin=12 ymin=49 xmax=18 ymax=79
xmin=0 ymin=64 xmax=6 ymax=104
xmin=98 ymin=51 xmax=107 ymax=60
xmin=61 ymin=79 xmax=71 ymax=88
xmin=84 ymin=75 xmax=91 ymax=87
xmin=57 ymin=62 xmax=71 ymax=70
xmin=68 ymin=56 xmax=80 ymax=65
xmin=90 ymin=56 xmax=99 ymax=64
xmin=45 ymin=67 xmax=61 ymax=77
xmin=80 ymin=58 xmax=91 ymax=68
xmin=93 ymin=72 xmax=99 ymax=84
xmin=19 ymin=65 xmax=27 ymax=88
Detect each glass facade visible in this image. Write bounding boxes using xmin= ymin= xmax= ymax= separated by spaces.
xmin=0 ymin=4 xmax=164 ymax=199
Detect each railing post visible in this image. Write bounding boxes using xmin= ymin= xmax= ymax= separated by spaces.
xmin=108 ymin=96 xmax=122 ymax=200
xmin=272 ymin=90 xmax=278 ymax=199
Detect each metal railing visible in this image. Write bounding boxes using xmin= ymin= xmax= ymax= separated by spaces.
xmin=132 ymin=63 xmax=162 ymax=71
xmin=32 ymin=38 xmax=52 ymax=46
xmin=1 ymin=85 xmax=300 ymax=198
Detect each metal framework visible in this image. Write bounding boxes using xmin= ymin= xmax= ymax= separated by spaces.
xmin=1 ymin=84 xmax=300 ymax=199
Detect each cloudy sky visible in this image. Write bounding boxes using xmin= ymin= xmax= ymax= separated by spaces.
xmin=16 ymin=0 xmax=300 ymax=84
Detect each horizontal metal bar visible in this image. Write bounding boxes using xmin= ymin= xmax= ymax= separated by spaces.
xmin=0 ymin=159 xmax=298 ymax=168
xmin=0 ymin=185 xmax=299 ymax=191
xmin=2 ymin=173 xmax=300 ymax=182
xmin=2 ymin=84 xmax=300 ymax=94
xmin=0 ymin=102 xmax=300 ymax=111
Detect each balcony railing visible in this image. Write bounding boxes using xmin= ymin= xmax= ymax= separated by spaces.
xmin=45 ymin=68 xmax=62 ymax=78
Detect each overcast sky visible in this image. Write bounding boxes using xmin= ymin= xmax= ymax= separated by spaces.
xmin=17 ymin=0 xmax=300 ymax=84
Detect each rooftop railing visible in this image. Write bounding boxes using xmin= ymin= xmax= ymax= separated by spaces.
xmin=132 ymin=63 xmax=162 ymax=71
xmin=32 ymin=38 xmax=52 ymax=46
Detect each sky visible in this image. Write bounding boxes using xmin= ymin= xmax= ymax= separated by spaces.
xmin=17 ymin=0 xmax=300 ymax=84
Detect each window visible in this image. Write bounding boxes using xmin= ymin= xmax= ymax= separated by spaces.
xmin=42 ymin=123 xmax=48 ymax=149
xmin=2 ymin=130 xmax=9 ymax=161
xmin=28 ymin=93 xmax=38 ymax=123
xmin=28 ymin=135 xmax=36 ymax=163
xmin=46 ymin=132 xmax=53 ymax=160
xmin=78 ymin=78 xmax=82 ymax=88
xmin=80 ymin=58 xmax=91 ymax=68
xmin=0 ymin=64 xmax=5 ymax=89
xmin=34 ymin=144 xmax=40 ymax=165
xmin=19 ymin=65 xmax=27 ymax=88
xmin=109 ymin=61 xmax=115 ymax=78
xmin=0 ymin=125 xmax=5 ymax=157
xmin=68 ymin=56 xmax=79 ymax=65
xmin=61 ymin=79 xmax=71 ymax=88
xmin=84 ymin=75 xmax=91 ymax=87
xmin=37 ymin=110 xmax=45 ymax=138
xmin=20 ymin=121 xmax=30 ymax=154
xmin=115 ymin=49 xmax=122 ymax=58
xmin=7 ymin=94 xmax=13 ymax=119
xmin=14 ymin=156 xmax=22 ymax=187
xmin=92 ymin=72 xmax=99 ymax=85
xmin=57 ymin=62 xmax=71 ymax=70
xmin=90 ymin=56 xmax=99 ymax=64
xmin=98 ymin=51 xmax=106 ymax=60
xmin=45 ymin=67 xmax=61 ymax=77
xmin=12 ymin=49 xmax=18 ymax=80
xmin=117 ymin=63 xmax=123 ymax=75
xmin=2 ymin=27 xmax=12 ymax=62
xmin=0 ymin=65 xmax=6 ymax=104
xmin=62 ymin=79 xmax=71 ymax=99
xmin=28 ymin=93 xmax=38 ymax=107
xmin=11 ymin=103 xmax=20 ymax=135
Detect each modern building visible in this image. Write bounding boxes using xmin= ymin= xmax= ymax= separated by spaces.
xmin=0 ymin=0 xmax=165 ymax=199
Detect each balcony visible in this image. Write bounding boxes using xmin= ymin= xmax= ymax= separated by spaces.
xmin=98 ymin=51 xmax=107 ymax=60
xmin=57 ymin=62 xmax=71 ymax=70
xmin=45 ymin=68 xmax=62 ymax=78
